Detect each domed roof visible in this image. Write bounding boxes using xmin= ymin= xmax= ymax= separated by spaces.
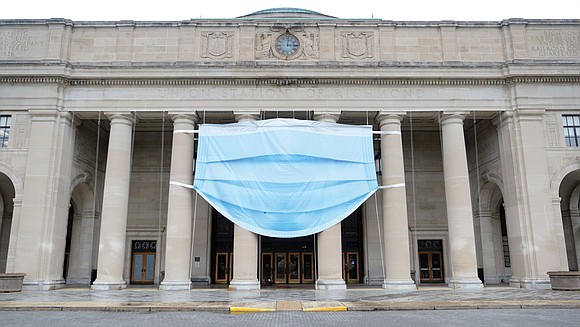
xmin=238 ymin=7 xmax=336 ymax=19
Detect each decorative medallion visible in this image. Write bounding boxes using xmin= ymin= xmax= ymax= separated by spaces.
xmin=201 ymin=32 xmax=233 ymax=60
xmin=275 ymin=32 xmax=300 ymax=58
xmin=341 ymin=32 xmax=374 ymax=59
xmin=256 ymin=30 xmax=319 ymax=60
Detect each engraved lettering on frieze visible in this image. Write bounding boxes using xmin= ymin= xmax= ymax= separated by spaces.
xmin=256 ymin=32 xmax=274 ymax=59
xmin=299 ymin=32 xmax=319 ymax=59
xmin=0 ymin=30 xmax=44 ymax=57
xmin=201 ymin=32 xmax=233 ymax=59
xmin=341 ymin=32 xmax=374 ymax=59
xmin=527 ymin=30 xmax=580 ymax=58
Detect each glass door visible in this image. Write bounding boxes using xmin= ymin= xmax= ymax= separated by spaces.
xmin=301 ymin=252 xmax=314 ymax=283
xmin=130 ymin=240 xmax=157 ymax=285
xmin=215 ymin=252 xmax=231 ymax=284
xmin=262 ymin=253 xmax=273 ymax=285
xmin=288 ymin=253 xmax=300 ymax=284
xmin=419 ymin=252 xmax=444 ymax=283
xmin=274 ymin=253 xmax=287 ymax=284
xmin=131 ymin=253 xmax=156 ymax=284
xmin=342 ymin=252 xmax=360 ymax=284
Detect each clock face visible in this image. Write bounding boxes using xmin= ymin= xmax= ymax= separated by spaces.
xmin=276 ymin=33 xmax=299 ymax=56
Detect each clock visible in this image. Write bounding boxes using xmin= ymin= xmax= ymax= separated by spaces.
xmin=275 ymin=33 xmax=300 ymax=57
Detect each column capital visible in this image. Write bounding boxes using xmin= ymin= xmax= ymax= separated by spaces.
xmin=313 ymin=111 xmax=341 ymax=123
xmin=234 ymin=111 xmax=260 ymax=122
xmin=169 ymin=113 xmax=199 ymax=124
xmin=439 ymin=112 xmax=469 ymax=125
xmin=104 ymin=112 xmax=137 ymax=125
xmin=376 ymin=112 xmax=405 ymax=127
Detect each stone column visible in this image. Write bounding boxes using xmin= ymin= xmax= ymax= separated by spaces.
xmin=160 ymin=114 xmax=197 ymax=290
xmin=229 ymin=112 xmax=260 ymax=290
xmin=377 ymin=113 xmax=416 ymax=290
xmin=314 ymin=112 xmax=346 ymax=290
xmin=440 ymin=113 xmax=483 ymax=289
xmin=92 ymin=113 xmax=135 ymax=290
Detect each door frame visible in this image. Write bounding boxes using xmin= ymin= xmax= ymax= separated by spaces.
xmin=214 ymin=252 xmax=232 ymax=284
xmin=130 ymin=240 xmax=157 ymax=285
xmin=301 ymin=252 xmax=314 ymax=283
xmin=287 ymin=252 xmax=301 ymax=284
xmin=342 ymin=252 xmax=360 ymax=284
xmin=418 ymin=251 xmax=444 ymax=283
xmin=274 ymin=253 xmax=287 ymax=284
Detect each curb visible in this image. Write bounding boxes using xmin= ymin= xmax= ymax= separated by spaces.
xmin=0 ymin=300 xmax=579 ymax=312
xmin=230 ymin=307 xmax=276 ymax=313
xmin=303 ymin=306 xmax=348 ymax=312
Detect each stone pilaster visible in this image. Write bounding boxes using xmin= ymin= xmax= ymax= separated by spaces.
xmin=92 ymin=113 xmax=135 ymax=290
xmin=160 ymin=114 xmax=198 ymax=290
xmin=377 ymin=113 xmax=416 ymax=290
xmin=495 ymin=111 xmax=568 ymax=288
xmin=229 ymin=112 xmax=260 ymax=290
xmin=314 ymin=112 xmax=346 ymax=290
xmin=440 ymin=113 xmax=483 ymax=289
xmin=12 ymin=110 xmax=75 ymax=290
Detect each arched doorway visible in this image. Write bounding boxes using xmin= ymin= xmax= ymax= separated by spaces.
xmin=0 ymin=172 xmax=15 ymax=272
xmin=478 ymin=180 xmax=512 ymax=284
xmin=558 ymin=169 xmax=580 ymax=271
xmin=65 ymin=177 xmax=98 ymax=285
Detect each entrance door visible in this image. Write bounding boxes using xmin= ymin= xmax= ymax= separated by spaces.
xmin=419 ymin=252 xmax=444 ymax=283
xmin=215 ymin=252 xmax=232 ymax=284
xmin=262 ymin=252 xmax=274 ymax=285
xmin=417 ymin=240 xmax=445 ymax=283
xmin=274 ymin=253 xmax=287 ymax=284
xmin=130 ymin=240 xmax=157 ymax=285
xmin=301 ymin=252 xmax=314 ymax=283
xmin=342 ymin=252 xmax=360 ymax=284
xmin=131 ymin=253 xmax=156 ymax=284
xmin=288 ymin=253 xmax=301 ymax=284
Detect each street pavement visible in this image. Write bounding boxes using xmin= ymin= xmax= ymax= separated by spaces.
xmin=2 ymin=309 xmax=580 ymax=327
xmin=0 ymin=284 xmax=579 ymax=313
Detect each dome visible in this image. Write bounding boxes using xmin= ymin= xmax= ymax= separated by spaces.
xmin=238 ymin=7 xmax=336 ymax=19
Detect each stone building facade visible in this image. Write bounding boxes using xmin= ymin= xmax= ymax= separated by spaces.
xmin=0 ymin=8 xmax=578 ymax=290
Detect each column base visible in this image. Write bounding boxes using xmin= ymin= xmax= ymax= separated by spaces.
xmin=22 ymin=279 xmax=66 ymax=291
xmin=229 ymin=279 xmax=260 ymax=291
xmin=91 ymin=280 xmax=127 ymax=290
xmin=448 ymin=278 xmax=484 ymax=289
xmin=315 ymin=279 xmax=346 ymax=290
xmin=383 ymin=279 xmax=416 ymax=290
xmin=509 ymin=277 xmax=551 ymax=289
xmin=159 ymin=280 xmax=192 ymax=290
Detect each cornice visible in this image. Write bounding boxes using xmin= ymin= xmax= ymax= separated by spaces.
xmin=0 ymin=76 xmax=579 ymax=86
xmin=1 ymin=18 xmax=578 ymax=28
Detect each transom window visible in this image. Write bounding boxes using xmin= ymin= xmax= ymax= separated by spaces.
xmin=0 ymin=115 xmax=11 ymax=148
xmin=563 ymin=115 xmax=580 ymax=147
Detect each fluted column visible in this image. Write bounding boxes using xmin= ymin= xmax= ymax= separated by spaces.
xmin=229 ymin=112 xmax=260 ymax=290
xmin=440 ymin=113 xmax=483 ymax=289
xmin=377 ymin=113 xmax=416 ymax=289
xmin=160 ymin=114 xmax=197 ymax=290
xmin=92 ymin=113 xmax=135 ymax=290
xmin=314 ymin=112 xmax=346 ymax=290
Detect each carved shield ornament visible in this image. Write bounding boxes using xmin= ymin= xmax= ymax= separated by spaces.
xmin=342 ymin=32 xmax=374 ymax=59
xmin=201 ymin=32 xmax=233 ymax=59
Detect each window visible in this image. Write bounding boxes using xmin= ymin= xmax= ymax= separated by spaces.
xmin=563 ymin=115 xmax=580 ymax=147
xmin=0 ymin=115 xmax=10 ymax=148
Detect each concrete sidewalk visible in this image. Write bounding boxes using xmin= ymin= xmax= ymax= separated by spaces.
xmin=0 ymin=285 xmax=579 ymax=313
